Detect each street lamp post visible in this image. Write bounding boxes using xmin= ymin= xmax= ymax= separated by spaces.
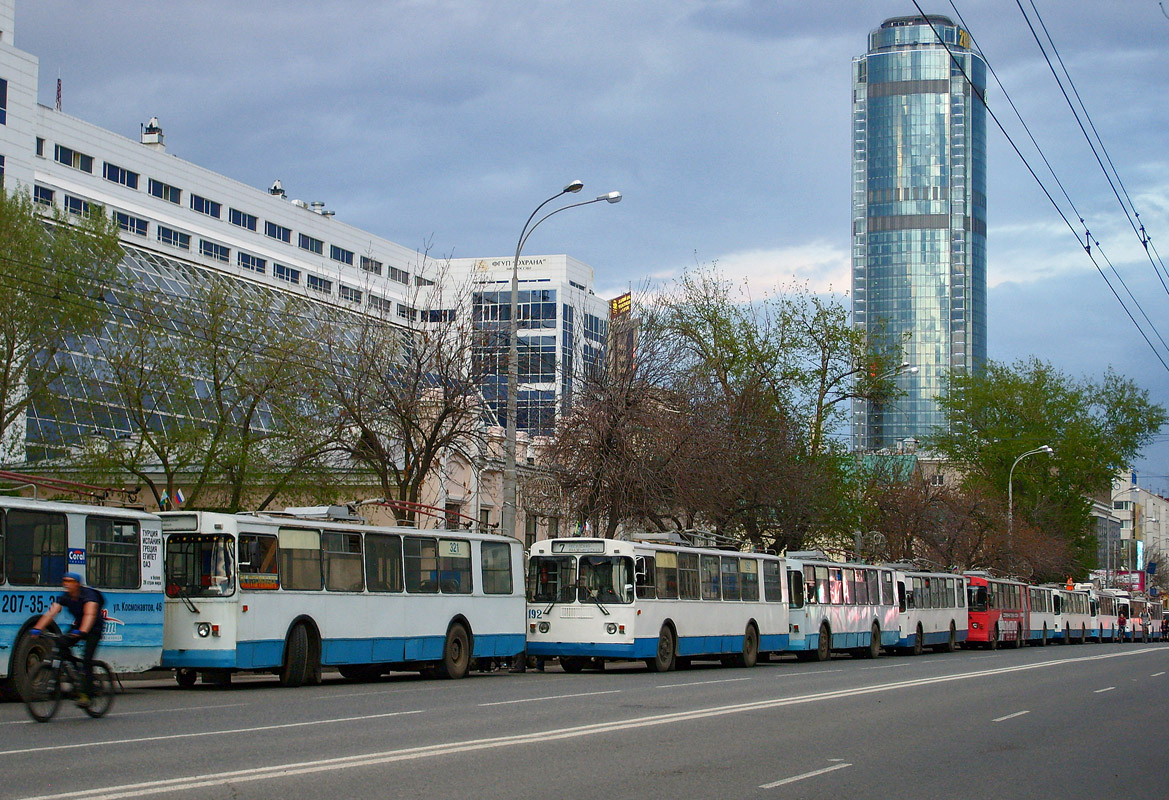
xmin=500 ymin=182 xmax=622 ymax=540
xmin=1007 ymin=444 xmax=1054 ymax=548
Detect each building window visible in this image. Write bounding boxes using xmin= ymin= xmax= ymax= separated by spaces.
xmin=339 ymin=284 xmax=362 ymax=303
xmin=273 ymin=263 xmax=300 ymax=284
xmin=103 ymin=162 xmax=140 ymax=190
xmin=368 ymin=294 xmax=392 ymax=313
xmin=265 ymin=221 xmax=291 ymax=243
xmin=158 ymin=226 xmax=190 ymax=250
xmin=115 ymin=211 xmax=148 ymax=236
xmin=63 ymin=194 xmax=93 ymax=217
xmin=389 ymin=266 xmax=409 ymax=284
xmin=360 ymin=256 xmax=382 ymax=276
xmin=148 ymin=178 xmax=181 ymax=204
xmin=396 ymin=303 xmax=417 ymax=321
xmin=298 ymin=233 xmax=324 ymax=255
xmin=415 ymin=275 xmax=435 ymax=287
xmin=54 ymin=144 xmax=94 ymax=173
xmin=33 ymin=185 xmax=54 ymax=206
xmin=306 ymin=274 xmax=332 ymax=294
xmin=190 ymin=194 xmax=222 ymax=218
xmin=930 ymin=473 xmax=945 ymax=487
xmin=36 ymin=137 xmax=44 ymax=157
xmin=0 ymin=79 xmax=5 ymax=125
xmin=329 ymin=245 xmax=354 ymax=265
xmin=229 ymin=208 xmax=257 ymax=231
xmin=238 ymin=252 xmax=266 ymax=274
xmin=200 ymin=240 xmax=230 ymax=263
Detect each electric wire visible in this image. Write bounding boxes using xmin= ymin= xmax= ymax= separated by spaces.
xmin=912 ymin=0 xmax=1169 ymax=374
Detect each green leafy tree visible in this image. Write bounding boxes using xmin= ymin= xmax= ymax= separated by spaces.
xmin=926 ymin=357 xmax=1166 ymax=578
xmin=0 ymin=189 xmax=121 ymax=461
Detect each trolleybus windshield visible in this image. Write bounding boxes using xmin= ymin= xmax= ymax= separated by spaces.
xmin=528 ymin=556 xmax=576 ymax=604
xmin=578 ymin=555 xmax=633 ymax=604
xmin=165 ymin=534 xmax=235 ymax=597
xmin=967 ymin=585 xmax=988 ymax=612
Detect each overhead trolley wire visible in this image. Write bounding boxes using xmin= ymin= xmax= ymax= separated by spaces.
xmin=912 ymin=0 xmax=1169 ymax=375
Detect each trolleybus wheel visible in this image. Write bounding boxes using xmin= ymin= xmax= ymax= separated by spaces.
xmin=279 ymin=624 xmax=311 ymax=687
xmin=1080 ymin=623 xmax=1087 ymax=644
xmin=865 ymin=623 xmax=881 ymax=659
xmin=1041 ymin=624 xmax=1049 ymax=647
xmin=1014 ymin=626 xmax=1024 ymax=648
xmin=438 ymin=623 xmax=471 ymax=679
xmin=912 ymin=624 xmax=924 ymax=656
xmin=560 ymin=656 xmax=585 ymax=673
xmin=944 ymin=621 xmax=958 ymax=653
xmin=646 ymin=625 xmax=676 ymax=673
xmin=734 ymin=624 xmax=759 ymax=668
xmin=175 ymin=668 xmax=198 ymax=688
xmin=1064 ymin=625 xmax=1070 ymax=644
xmin=989 ymin=624 xmax=999 ymax=651
xmin=813 ymin=622 xmax=831 ymax=662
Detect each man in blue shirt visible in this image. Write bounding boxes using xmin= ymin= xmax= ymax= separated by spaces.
xmin=31 ymin=572 xmax=103 ymax=705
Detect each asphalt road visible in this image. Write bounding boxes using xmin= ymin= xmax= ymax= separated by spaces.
xmin=1 ymin=642 xmax=1165 ymax=800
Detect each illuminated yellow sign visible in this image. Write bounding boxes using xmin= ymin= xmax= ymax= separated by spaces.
xmin=958 ymin=29 xmax=970 ymax=49
xmin=609 ymin=292 xmax=632 ymax=319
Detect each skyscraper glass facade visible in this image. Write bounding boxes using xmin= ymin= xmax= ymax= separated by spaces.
xmin=851 ymin=15 xmax=987 ymax=451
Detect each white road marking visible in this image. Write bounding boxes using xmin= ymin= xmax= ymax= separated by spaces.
xmin=656 ymin=677 xmax=752 ymax=689
xmin=992 ymin=710 xmax=1030 ymax=722
xmin=1094 ymin=686 xmax=1116 ymax=693
xmin=0 ymin=709 xmax=425 ymax=757
xmin=861 ymin=663 xmax=909 ymax=670
xmin=1152 ymin=671 xmax=1165 ymax=677
xmin=760 ymin=763 xmax=852 ymax=789
xmin=116 ymin=702 xmax=249 ymax=717
xmin=9 ymin=648 xmax=1162 ymax=799
xmin=478 ymin=690 xmax=620 ymax=707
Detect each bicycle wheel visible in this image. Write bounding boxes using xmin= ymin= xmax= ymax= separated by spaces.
xmin=25 ymin=663 xmax=62 ymax=723
xmin=83 ymin=663 xmax=115 ymax=718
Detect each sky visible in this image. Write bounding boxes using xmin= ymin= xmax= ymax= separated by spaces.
xmin=12 ymin=1 xmax=1169 ymax=490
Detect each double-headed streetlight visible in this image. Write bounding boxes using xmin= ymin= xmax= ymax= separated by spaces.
xmin=1007 ymin=444 xmax=1054 ymax=546
xmin=501 ymin=181 xmax=622 ymax=539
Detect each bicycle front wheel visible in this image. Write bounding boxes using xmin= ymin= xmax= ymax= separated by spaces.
xmin=25 ymin=663 xmax=61 ymax=722
xmin=83 ymin=663 xmax=115 ymax=718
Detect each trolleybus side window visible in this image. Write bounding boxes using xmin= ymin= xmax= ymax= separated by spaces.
xmin=279 ymin=528 xmax=322 ymax=591
xmin=957 ymin=580 xmax=965 ymax=608
xmin=323 ymin=532 xmax=364 ymax=592
xmin=866 ymin=569 xmax=880 ymax=606
xmin=7 ymin=509 xmax=67 ymax=586
xmin=803 ymin=565 xmax=816 ymax=604
xmin=881 ymin=570 xmax=893 ymax=606
xmin=481 ymin=541 xmax=513 ymax=595
xmin=0 ymin=510 xmax=5 ymax=584
xmin=853 ymin=568 xmax=868 ymax=605
xmin=678 ymin=553 xmax=700 ymax=600
xmin=438 ymin=539 xmax=472 ymax=594
xmin=85 ymin=516 xmax=140 ymax=589
xmin=815 ymin=566 xmax=829 ymax=604
xmin=655 ymin=552 xmax=679 ymax=599
xmin=741 ymin=558 xmax=759 ymax=602
xmin=721 ymin=557 xmax=740 ymax=601
xmin=763 ymin=560 xmax=784 ymax=603
xmin=635 ymin=555 xmax=656 ymax=599
xmin=365 ymin=533 xmax=403 ymax=593
xmin=239 ymin=534 xmax=279 ymax=590
xmin=700 ymin=555 xmax=721 ymax=600
xmin=405 ymin=536 xmax=439 ymax=593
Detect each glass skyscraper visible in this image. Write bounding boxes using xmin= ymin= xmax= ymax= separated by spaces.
xmin=851 ymin=15 xmax=987 ymax=451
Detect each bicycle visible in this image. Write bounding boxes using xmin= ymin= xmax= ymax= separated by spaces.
xmin=22 ymin=631 xmax=115 ymax=722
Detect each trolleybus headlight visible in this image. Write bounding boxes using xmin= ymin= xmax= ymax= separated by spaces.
xmin=538 ymin=621 xmax=550 ymax=634
xmin=606 ymin=623 xmax=618 ymax=635
xmin=197 ymin=622 xmax=212 ymax=638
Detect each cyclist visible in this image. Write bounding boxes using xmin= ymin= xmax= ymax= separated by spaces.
xmin=30 ymin=572 xmax=103 ymax=706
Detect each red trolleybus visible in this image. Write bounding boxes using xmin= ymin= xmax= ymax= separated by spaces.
xmin=964 ymin=573 xmax=1027 ymax=649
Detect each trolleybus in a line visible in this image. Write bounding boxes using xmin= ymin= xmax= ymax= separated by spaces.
xmin=891 ymin=568 xmax=967 ymax=654
xmin=160 ymin=508 xmax=526 ymax=685
xmin=524 ymin=537 xmax=789 ymax=672
xmin=1 ymin=497 xmax=164 ymax=695
xmin=964 ymin=572 xmax=1026 ymax=648
xmin=785 ymin=553 xmax=899 ymax=661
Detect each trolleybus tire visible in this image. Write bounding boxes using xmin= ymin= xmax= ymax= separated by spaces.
xmin=560 ymin=656 xmax=585 ymax=673
xmin=912 ymin=624 xmax=924 ymax=656
xmin=175 ymin=668 xmax=198 ymax=688
xmin=733 ymin=624 xmax=759 ymax=668
xmin=1064 ymin=625 xmax=1071 ymax=644
xmin=989 ymin=625 xmax=999 ymax=651
xmin=279 ymin=624 xmax=311 ymax=687
xmin=1041 ymin=624 xmax=1049 ymax=647
xmin=646 ymin=625 xmax=676 ymax=673
xmin=865 ymin=623 xmax=881 ymax=659
xmin=438 ymin=623 xmax=471 ymax=679
xmin=1081 ymin=623 xmax=1087 ymax=644
xmin=943 ymin=621 xmax=958 ymax=653
xmin=813 ymin=622 xmax=831 ymax=662
xmin=12 ymin=631 xmax=53 ymax=698
xmin=1014 ymin=627 xmax=1024 ymax=648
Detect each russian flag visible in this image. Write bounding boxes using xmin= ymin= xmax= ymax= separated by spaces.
xmin=175 ymin=488 xmax=186 ymax=506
